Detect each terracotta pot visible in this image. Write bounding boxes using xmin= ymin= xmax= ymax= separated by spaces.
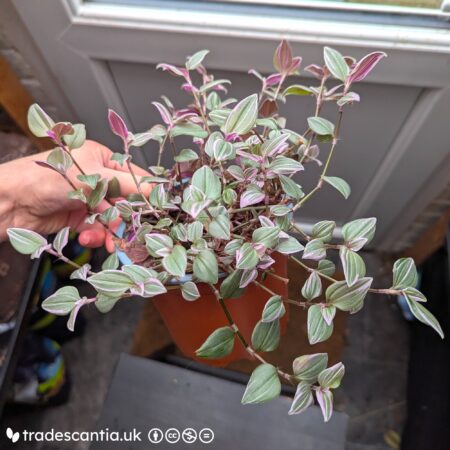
xmin=152 ymin=253 xmax=289 ymax=367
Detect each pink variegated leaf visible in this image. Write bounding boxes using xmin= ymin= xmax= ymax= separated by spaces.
xmin=337 ymin=92 xmax=361 ymax=107
xmin=240 ymin=185 xmax=265 ymax=208
xmin=252 ymin=243 xmax=267 ymax=258
xmin=152 ymin=102 xmax=173 ymax=126
xmin=236 ymin=150 xmax=263 ymax=164
xmin=266 ymin=73 xmax=283 ymax=87
xmin=225 ymin=132 xmax=240 ymax=143
xmin=181 ymin=83 xmax=198 ymax=93
xmin=156 ymin=63 xmax=187 ymax=78
xmin=174 ymin=108 xmax=198 ymax=121
xmin=239 ymin=269 xmax=258 ymax=288
xmin=288 ymin=56 xmax=302 ymax=74
xmin=258 ymin=254 xmax=275 ymax=270
xmin=244 ymin=168 xmax=258 ymax=181
xmin=259 ymin=216 xmax=275 ymax=227
xmin=108 ymin=109 xmax=128 ymax=141
xmin=305 ymin=64 xmax=325 ymax=79
xmin=248 ymin=69 xmax=264 ymax=81
xmin=273 ymin=40 xmax=293 ymax=74
xmin=348 ymin=52 xmax=387 ymax=84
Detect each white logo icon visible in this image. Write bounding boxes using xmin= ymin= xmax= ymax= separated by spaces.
xmin=182 ymin=428 xmax=197 ymax=444
xmin=199 ymin=428 xmax=214 ymax=444
xmin=165 ymin=428 xmax=180 ymax=444
xmin=148 ymin=428 xmax=164 ymax=444
xmin=6 ymin=428 xmax=20 ymax=443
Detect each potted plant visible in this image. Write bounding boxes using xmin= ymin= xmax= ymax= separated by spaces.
xmin=7 ymin=41 xmax=443 ymax=421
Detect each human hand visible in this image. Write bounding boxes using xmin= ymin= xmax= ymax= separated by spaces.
xmin=0 ymin=140 xmax=151 ymax=252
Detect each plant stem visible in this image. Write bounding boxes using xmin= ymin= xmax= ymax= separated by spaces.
xmin=208 ymin=284 xmax=292 ymax=382
xmin=289 ymin=221 xmax=311 ymax=241
xmin=61 ymin=173 xmax=119 ymax=239
xmin=46 ymin=248 xmax=95 ymax=275
xmin=125 ymin=159 xmax=153 ymax=212
xmin=288 ymin=255 xmax=401 ymax=296
xmin=193 ymin=90 xmax=210 ymax=134
xmin=252 ymin=280 xmax=312 ymax=308
xmin=299 ymin=77 xmax=326 ymax=165
xmin=292 ymin=106 xmax=345 ymax=212
xmin=156 ymin=134 xmax=169 ymax=167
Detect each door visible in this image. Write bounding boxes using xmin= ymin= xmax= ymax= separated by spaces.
xmin=7 ymin=0 xmax=450 ymax=250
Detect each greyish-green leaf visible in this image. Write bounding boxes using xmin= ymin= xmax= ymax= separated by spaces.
xmin=324 ymin=47 xmax=349 ymax=82
xmin=307 ymin=304 xmax=334 ymax=344
xmin=405 ymin=295 xmax=444 ymax=339
xmin=392 ymin=257 xmax=418 ymax=289
xmin=289 ymin=382 xmax=314 ymax=415
xmin=340 ymin=246 xmax=366 ymax=287
xmin=193 ymin=249 xmax=219 ymax=284
xmin=262 ymin=295 xmax=286 ymax=323
xmin=293 ymin=353 xmax=328 ymax=384
xmin=7 ymin=228 xmax=48 ymax=256
xmin=241 ymin=364 xmax=281 ymax=405
xmin=301 ymin=271 xmax=322 ymax=300
xmin=42 ymin=286 xmax=80 ymax=315
xmin=326 ymin=277 xmax=373 ymax=313
xmin=318 ymin=362 xmax=345 ymax=389
xmin=163 ymin=245 xmax=187 ymax=277
xmin=224 ymin=93 xmax=258 ymax=136
xmin=196 ymin=326 xmax=235 ymax=359
xmin=322 ymin=176 xmax=351 ymax=199
xmin=251 ymin=320 xmax=280 ymax=352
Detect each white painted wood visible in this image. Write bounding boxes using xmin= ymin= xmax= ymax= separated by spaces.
xmin=10 ymin=0 xmax=450 ymax=249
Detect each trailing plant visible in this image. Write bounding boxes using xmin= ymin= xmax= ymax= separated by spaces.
xmin=7 ymin=41 xmax=443 ymax=422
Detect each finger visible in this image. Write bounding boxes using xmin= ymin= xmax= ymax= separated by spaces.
xmin=105 ymin=234 xmax=115 ymax=253
xmin=79 ymin=228 xmax=106 ymax=248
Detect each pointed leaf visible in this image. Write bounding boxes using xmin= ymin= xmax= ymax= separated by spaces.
xmin=28 ymin=103 xmax=55 ymax=137
xmin=392 ymin=257 xmax=418 ymax=289
xmin=53 ymin=226 xmax=70 ymax=254
xmin=196 ymin=326 xmax=235 ymax=359
xmin=316 ymin=388 xmax=333 ymax=422
xmin=241 ymin=364 xmax=281 ymax=405
xmin=307 ymin=304 xmax=334 ymax=344
xmin=193 ymin=249 xmax=218 ymax=284
xmin=252 ymin=320 xmax=280 ymax=352
xmin=88 ymin=270 xmax=134 ymax=295
xmin=181 ymin=281 xmax=200 ymax=301
xmin=322 ymin=176 xmax=351 ymax=199
xmin=326 ymin=277 xmax=372 ymax=313
xmin=324 ymin=47 xmax=349 ymax=82
xmin=186 ymin=49 xmax=209 ymax=70
xmin=262 ymin=295 xmax=285 ymax=323
xmin=302 ymin=271 xmax=322 ymax=300
xmin=342 ymin=217 xmax=376 ymax=251
xmin=289 ymin=382 xmax=314 ymax=415
xmin=303 ymin=239 xmax=326 ymax=261
xmin=7 ymin=228 xmax=48 ymax=255
xmin=224 ymin=94 xmax=258 ymax=136
xmin=405 ymin=296 xmax=444 ymax=339
xmin=340 ymin=246 xmax=366 ymax=287
xmin=307 ymin=117 xmax=334 ymax=136
xmin=163 ymin=245 xmax=187 ymax=277
xmin=293 ymin=353 xmax=328 ymax=383
xmin=318 ymin=362 xmax=345 ymax=389
xmin=42 ymin=286 xmax=79 ymax=315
